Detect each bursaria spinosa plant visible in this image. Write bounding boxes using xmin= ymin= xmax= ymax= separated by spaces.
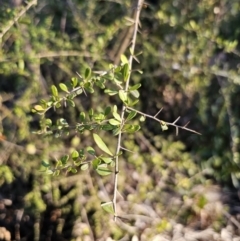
xmin=32 ymin=0 xmax=200 ymax=220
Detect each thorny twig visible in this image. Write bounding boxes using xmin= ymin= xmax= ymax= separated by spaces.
xmin=126 ymin=106 xmax=201 ymax=135
xmin=0 ymin=0 xmax=38 ymax=40
xmin=112 ymin=0 xmax=144 ymax=221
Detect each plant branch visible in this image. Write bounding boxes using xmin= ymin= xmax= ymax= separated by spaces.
xmin=126 ymin=106 xmax=201 ymax=135
xmin=0 ymin=0 xmax=37 ymax=40
xmin=0 ymin=51 xmax=91 ymax=62
xmin=112 ymin=0 xmax=144 ymax=221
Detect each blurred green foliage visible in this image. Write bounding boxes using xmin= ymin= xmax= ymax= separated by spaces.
xmin=0 ymin=0 xmax=240 ymax=240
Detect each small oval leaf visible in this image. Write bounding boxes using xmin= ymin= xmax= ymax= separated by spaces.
xmin=119 ymin=90 xmax=128 ymax=102
xmin=93 ymin=133 xmax=113 ymax=156
xmin=85 ymin=67 xmax=92 ymax=80
xmin=59 ymin=83 xmax=69 ymax=93
xmin=71 ymin=150 xmax=79 ymax=160
xmin=96 ymin=167 xmax=112 ymax=176
xmin=101 ymin=202 xmax=114 ymax=214
xmin=51 ymin=85 xmax=58 ymax=97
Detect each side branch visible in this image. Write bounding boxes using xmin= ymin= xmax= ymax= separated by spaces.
xmin=0 ymin=0 xmax=37 ymax=40
xmin=126 ymin=106 xmax=201 ymax=135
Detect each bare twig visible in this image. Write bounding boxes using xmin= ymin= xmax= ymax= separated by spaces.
xmin=0 ymin=0 xmax=37 ymax=40
xmin=112 ymin=0 xmax=144 ymax=221
xmin=154 ymin=108 xmax=163 ymax=118
xmin=126 ymin=106 xmax=201 ymax=135
xmin=0 ymin=51 xmax=91 ymax=62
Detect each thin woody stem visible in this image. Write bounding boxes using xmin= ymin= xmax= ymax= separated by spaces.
xmin=0 ymin=0 xmax=38 ymax=40
xmin=112 ymin=0 xmax=144 ymax=221
xmin=126 ymin=106 xmax=201 ymax=135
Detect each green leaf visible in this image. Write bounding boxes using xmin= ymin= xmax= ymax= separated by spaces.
xmin=46 ymin=170 xmax=54 ymax=175
xmin=140 ymin=115 xmax=146 ymax=122
xmin=126 ymin=110 xmax=137 ymax=121
xmin=93 ymin=133 xmax=113 ymax=156
xmin=112 ymin=127 xmax=121 ymax=136
xmin=70 ymin=167 xmax=77 ymax=173
xmin=161 ymin=121 xmax=168 ymax=131
xmin=100 ymin=157 xmax=112 ymax=164
xmin=84 ymin=82 xmax=94 ymax=93
xmin=112 ymin=111 xmax=121 ymax=122
xmin=93 ymin=113 xmax=105 ymax=122
xmin=122 ymin=63 xmax=129 ymax=82
xmin=101 ymin=124 xmax=115 ymax=131
xmin=113 ymin=105 xmax=118 ymax=113
xmin=41 ymin=160 xmax=50 ymax=167
xmin=104 ymin=106 xmax=111 ymax=116
xmin=123 ymin=124 xmax=140 ymax=133
xmin=71 ymin=150 xmax=79 ymax=160
xmin=66 ymin=99 xmax=75 ymax=107
xmin=51 ymin=85 xmax=58 ymax=97
xmin=45 ymin=119 xmax=52 ymax=126
xmin=85 ymin=67 xmax=92 ymax=80
xmin=59 ymin=83 xmax=69 ymax=93
xmin=33 ymin=105 xmax=45 ymax=113
xmin=81 ymin=163 xmax=89 ymax=171
xmin=89 ymin=108 xmax=94 ymax=119
xmin=119 ymin=90 xmax=128 ymax=102
xmin=129 ymin=83 xmax=141 ymax=90
xmin=109 ymin=119 xmax=121 ymax=126
xmin=61 ymin=155 xmax=69 ymax=165
xmin=71 ymin=77 xmax=78 ymax=87
xmin=129 ymin=99 xmax=139 ymax=106
xmin=104 ymin=89 xmax=118 ymax=96
xmin=130 ymin=90 xmax=140 ymax=98
xmin=101 ymin=202 xmax=114 ymax=214
xmin=55 ymin=102 xmax=61 ymax=108
xmin=79 ymin=112 xmax=85 ymax=122
xmin=92 ymin=158 xmax=101 ymax=169
xmin=120 ymin=54 xmax=128 ymax=64
xmin=87 ymin=146 xmax=96 ymax=156
xmin=96 ymin=167 xmax=112 ymax=176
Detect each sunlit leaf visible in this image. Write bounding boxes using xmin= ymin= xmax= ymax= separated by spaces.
xmin=130 ymin=90 xmax=140 ymax=98
xmin=70 ymin=167 xmax=77 ymax=173
xmin=109 ymin=119 xmax=121 ymax=126
xmin=122 ymin=63 xmax=129 ymax=82
xmin=120 ymin=54 xmax=128 ymax=64
xmin=92 ymin=158 xmax=101 ymax=169
xmin=112 ymin=111 xmax=121 ymax=122
xmin=101 ymin=202 xmax=114 ymax=214
xmin=33 ymin=105 xmax=45 ymax=112
xmin=104 ymin=89 xmax=118 ymax=96
xmin=126 ymin=110 xmax=137 ymax=121
xmin=71 ymin=77 xmax=78 ymax=87
xmin=119 ymin=90 xmax=128 ymax=102
xmin=93 ymin=133 xmax=113 ymax=156
xmin=161 ymin=121 xmax=168 ymax=131
xmin=81 ymin=163 xmax=89 ymax=170
xmin=59 ymin=83 xmax=69 ymax=93
xmin=51 ymin=85 xmax=58 ymax=97
xmin=96 ymin=167 xmax=112 ymax=176
xmin=46 ymin=170 xmax=54 ymax=175
xmin=129 ymin=83 xmax=141 ymax=90
xmin=100 ymin=157 xmax=112 ymax=164
xmin=140 ymin=115 xmax=146 ymax=122
xmin=71 ymin=150 xmax=79 ymax=160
